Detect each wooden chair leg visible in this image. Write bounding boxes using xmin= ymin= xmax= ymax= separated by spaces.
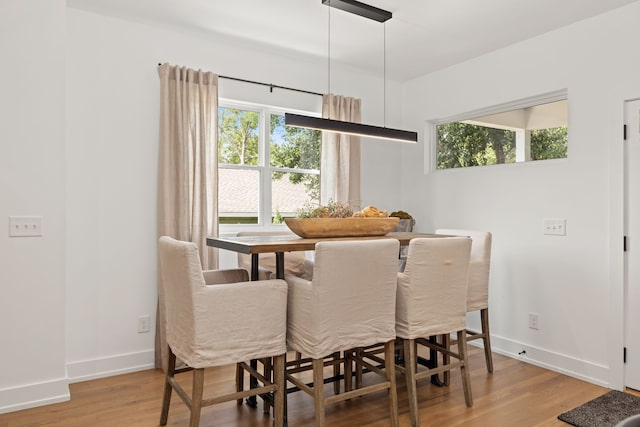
xmin=333 ymin=352 xmax=340 ymax=395
xmin=403 ymin=339 xmax=420 ymax=427
xmin=481 ymin=308 xmax=494 ymax=373
xmin=355 ymin=348 xmax=363 ymax=389
xmin=263 ymin=357 xmax=272 ymax=414
xmin=384 ymin=341 xmax=399 ymax=427
xmin=443 ymin=334 xmax=451 ymax=386
xmin=160 ymin=345 xmax=176 ymax=426
xmin=235 ymin=363 xmax=244 ymax=405
xmin=344 ymin=349 xmax=353 ymax=393
xmin=273 ymin=354 xmax=285 ymax=427
xmin=189 ymin=368 xmax=205 ymax=427
xmin=313 ymin=358 xmax=326 ymax=427
xmin=457 ymin=330 xmax=473 ymax=407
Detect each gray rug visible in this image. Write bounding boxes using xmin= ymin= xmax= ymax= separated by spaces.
xmin=558 ymin=391 xmax=640 ymax=427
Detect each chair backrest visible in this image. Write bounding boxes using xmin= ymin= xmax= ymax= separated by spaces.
xmin=236 ymin=231 xmax=312 ymax=279
xmin=308 ymin=239 xmax=400 ymax=353
xmin=435 ymin=229 xmax=492 ymax=311
xmin=396 ymin=237 xmax=472 ymax=339
xmin=158 ymin=236 xmax=205 ymax=352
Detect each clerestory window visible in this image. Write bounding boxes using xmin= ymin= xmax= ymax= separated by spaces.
xmin=431 ymin=91 xmax=568 ymax=171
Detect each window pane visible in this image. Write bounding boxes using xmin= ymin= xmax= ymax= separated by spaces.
xmin=218 ymin=107 xmax=259 ymax=166
xmin=218 ymin=168 xmax=259 ymax=224
xmin=530 ymin=127 xmax=567 ymax=160
xmin=269 ymin=113 xmax=321 ymax=170
xmin=435 ymin=98 xmax=567 ymax=170
xmin=271 ymin=171 xmax=319 ymax=224
xmin=436 ymin=122 xmax=516 ymax=169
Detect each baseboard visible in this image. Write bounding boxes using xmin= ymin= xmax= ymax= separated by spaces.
xmin=66 ymin=349 xmax=156 ymax=383
xmin=0 ymin=378 xmax=70 ymax=414
xmin=486 ymin=334 xmax=611 ymax=388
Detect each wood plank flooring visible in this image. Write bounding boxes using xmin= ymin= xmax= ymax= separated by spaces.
xmin=0 ymin=347 xmax=618 ymax=426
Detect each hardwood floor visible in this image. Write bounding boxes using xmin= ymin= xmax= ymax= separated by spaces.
xmin=0 ymin=347 xmax=614 ymax=426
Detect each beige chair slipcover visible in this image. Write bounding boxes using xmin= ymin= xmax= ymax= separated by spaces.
xmin=285 ymin=239 xmax=400 ymax=427
xmin=236 ymin=231 xmax=314 ymax=280
xmin=158 ymin=236 xmax=287 ymax=427
xmin=436 ymin=228 xmax=493 ymax=372
xmin=395 ymin=237 xmax=473 ymax=427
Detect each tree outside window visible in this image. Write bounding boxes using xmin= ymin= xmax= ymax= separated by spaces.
xmin=435 ymin=98 xmax=568 ymax=170
xmin=218 ymin=105 xmax=320 ymax=224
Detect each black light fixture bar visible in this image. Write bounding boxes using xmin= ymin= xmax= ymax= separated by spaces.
xmin=322 ymin=0 xmax=392 ymax=22
xmin=285 ymin=113 xmax=417 ymax=143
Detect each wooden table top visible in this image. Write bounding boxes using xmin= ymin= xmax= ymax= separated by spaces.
xmin=206 ymin=232 xmax=450 ymax=254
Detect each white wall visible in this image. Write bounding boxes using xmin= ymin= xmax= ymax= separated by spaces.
xmin=1 ymin=2 xmax=404 ymax=413
xmin=0 ymin=0 xmax=69 ymax=413
xmin=64 ymin=6 xmax=403 ymax=385
xmin=9 ymin=0 xmax=639 ymax=414
xmin=400 ymin=1 xmax=640 ymax=388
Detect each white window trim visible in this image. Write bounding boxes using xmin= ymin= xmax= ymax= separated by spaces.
xmin=424 ymin=89 xmax=568 ymax=174
xmin=218 ymin=98 xmax=321 ymax=232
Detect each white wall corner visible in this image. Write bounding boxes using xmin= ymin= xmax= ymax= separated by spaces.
xmin=0 ymin=378 xmax=70 ymax=415
xmin=423 ymin=121 xmax=435 ymax=175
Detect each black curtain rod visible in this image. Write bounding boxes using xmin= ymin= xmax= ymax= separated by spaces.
xmin=157 ymin=63 xmax=323 ymax=97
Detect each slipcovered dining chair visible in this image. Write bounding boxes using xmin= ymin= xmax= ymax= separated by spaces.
xmin=236 ymin=231 xmax=314 ymax=280
xmin=395 ymin=237 xmax=473 ymax=427
xmin=285 ymin=239 xmax=400 ymax=427
xmin=158 ymin=236 xmax=288 ymax=427
xmin=436 ymin=228 xmax=493 ymax=373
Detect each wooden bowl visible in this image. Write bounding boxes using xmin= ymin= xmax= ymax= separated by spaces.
xmin=284 ymin=217 xmax=400 ymax=238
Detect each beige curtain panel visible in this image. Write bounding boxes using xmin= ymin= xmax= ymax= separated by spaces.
xmin=320 ymin=94 xmax=362 ymax=211
xmin=156 ymin=63 xmax=219 ymax=370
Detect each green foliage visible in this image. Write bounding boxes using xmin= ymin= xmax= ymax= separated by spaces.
xmin=273 ymin=208 xmax=284 ymax=224
xmin=436 ymin=122 xmax=515 ymax=169
xmin=295 ymin=200 xmax=353 ymax=218
xmin=269 ymin=114 xmax=321 ymax=200
xmin=436 ymin=122 xmax=567 ymax=168
xmin=218 ymin=109 xmax=321 ymax=201
xmin=218 ymin=108 xmax=259 ymax=165
xmin=530 ymin=127 xmax=567 ymax=160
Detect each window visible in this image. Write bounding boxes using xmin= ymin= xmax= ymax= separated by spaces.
xmin=432 ymin=92 xmax=568 ymax=170
xmin=217 ymin=102 xmax=321 ymax=225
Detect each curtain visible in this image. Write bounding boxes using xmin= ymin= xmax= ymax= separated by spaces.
xmin=155 ymin=63 xmax=219 ymax=370
xmin=320 ymin=94 xmax=362 ymax=211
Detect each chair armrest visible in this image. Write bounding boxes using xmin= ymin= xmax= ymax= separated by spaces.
xmin=284 ymin=274 xmax=313 ymax=354
xmin=191 ymin=279 xmax=288 ymax=366
xmin=202 ymin=268 xmax=249 ymax=286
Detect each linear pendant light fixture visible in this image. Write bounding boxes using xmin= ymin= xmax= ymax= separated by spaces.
xmin=285 ymin=0 xmax=418 ymax=143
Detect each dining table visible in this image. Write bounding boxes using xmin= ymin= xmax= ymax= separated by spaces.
xmin=206 ymin=231 xmax=450 ymax=281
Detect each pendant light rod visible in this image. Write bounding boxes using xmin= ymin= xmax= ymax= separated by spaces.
xmin=383 ymin=22 xmax=386 ymax=127
xmin=285 ymin=1 xmax=417 ymax=143
xmin=322 ymin=0 xmax=392 ymax=22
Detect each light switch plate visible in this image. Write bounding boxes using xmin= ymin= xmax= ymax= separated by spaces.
xmin=9 ymin=216 xmax=43 ymax=237
xmin=543 ymin=218 xmax=566 ymax=236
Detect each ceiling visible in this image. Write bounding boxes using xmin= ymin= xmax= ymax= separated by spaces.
xmin=67 ymin=0 xmax=638 ymax=82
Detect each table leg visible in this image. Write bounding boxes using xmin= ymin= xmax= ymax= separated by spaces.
xmin=247 ymin=253 xmax=260 ymax=406
xmin=415 ymin=336 xmax=445 ymax=387
xmin=275 ymin=252 xmax=285 ymax=279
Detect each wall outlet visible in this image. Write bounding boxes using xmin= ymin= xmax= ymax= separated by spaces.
xmin=529 ymin=312 xmax=539 ymax=330
xmin=137 ymin=315 xmax=150 ymax=333
xmin=9 ymin=216 xmax=43 ymax=237
xmin=544 ymin=218 xmax=566 ymax=236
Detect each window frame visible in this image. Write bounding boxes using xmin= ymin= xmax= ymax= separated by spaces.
xmin=217 ymin=98 xmax=321 ymax=230
xmin=425 ymin=89 xmax=568 ymax=174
